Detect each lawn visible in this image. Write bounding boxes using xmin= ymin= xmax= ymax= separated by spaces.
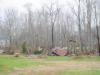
xmin=56 ymin=70 xmax=100 ymax=75
xmin=0 ymin=55 xmax=100 ymax=75
xmin=0 ymin=55 xmax=44 ymax=74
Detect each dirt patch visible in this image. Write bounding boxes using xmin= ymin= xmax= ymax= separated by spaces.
xmin=8 ymin=61 xmax=100 ymax=75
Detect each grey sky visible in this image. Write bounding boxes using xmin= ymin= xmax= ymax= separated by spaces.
xmin=0 ymin=0 xmax=76 ymax=12
xmin=0 ymin=0 xmax=100 ymax=13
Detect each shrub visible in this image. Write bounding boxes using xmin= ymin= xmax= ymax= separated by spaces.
xmin=33 ymin=47 xmax=43 ymax=55
xmin=21 ymin=41 xmax=27 ymax=54
xmin=14 ymin=53 xmax=20 ymax=57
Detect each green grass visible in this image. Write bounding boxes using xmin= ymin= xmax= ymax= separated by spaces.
xmin=19 ymin=70 xmax=100 ymax=75
xmin=0 ymin=55 xmax=43 ymax=73
xmin=46 ymin=56 xmax=100 ymax=61
xmin=0 ymin=55 xmax=100 ymax=75
xmin=46 ymin=56 xmax=72 ymax=61
xmin=56 ymin=70 xmax=100 ymax=75
xmin=0 ymin=55 xmax=100 ymax=71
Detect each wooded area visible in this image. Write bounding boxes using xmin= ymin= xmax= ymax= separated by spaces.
xmin=0 ymin=0 xmax=100 ymax=56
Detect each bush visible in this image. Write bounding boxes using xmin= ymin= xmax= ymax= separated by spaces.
xmin=33 ymin=47 xmax=43 ymax=55
xmin=14 ymin=53 xmax=20 ymax=57
xmin=21 ymin=41 xmax=27 ymax=54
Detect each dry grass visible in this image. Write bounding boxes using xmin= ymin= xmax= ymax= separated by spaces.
xmin=8 ymin=61 xmax=100 ymax=75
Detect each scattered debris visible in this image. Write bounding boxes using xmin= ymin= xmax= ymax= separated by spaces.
xmin=50 ymin=47 xmax=68 ymax=56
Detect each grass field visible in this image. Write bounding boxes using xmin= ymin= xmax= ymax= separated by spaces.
xmin=0 ymin=55 xmax=100 ymax=75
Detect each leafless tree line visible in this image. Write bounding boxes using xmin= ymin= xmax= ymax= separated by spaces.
xmin=0 ymin=0 xmax=100 ymax=55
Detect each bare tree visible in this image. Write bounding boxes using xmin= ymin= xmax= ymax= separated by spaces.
xmin=4 ymin=9 xmax=19 ymax=53
xmin=94 ymin=2 xmax=100 ymax=56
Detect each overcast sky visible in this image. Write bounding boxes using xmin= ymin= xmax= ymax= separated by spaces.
xmin=0 ymin=0 xmax=76 ymax=12
xmin=0 ymin=0 xmax=100 ymax=11
xmin=0 ymin=0 xmax=100 ymax=16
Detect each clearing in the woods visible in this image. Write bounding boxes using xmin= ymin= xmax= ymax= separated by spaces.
xmin=0 ymin=55 xmax=100 ymax=75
